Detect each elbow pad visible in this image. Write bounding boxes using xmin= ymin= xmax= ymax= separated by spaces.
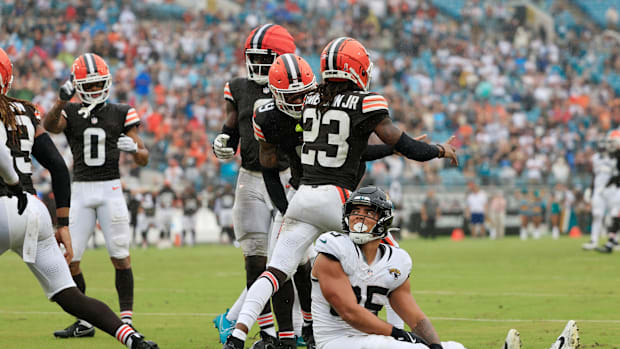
xmin=394 ymin=133 xmax=439 ymax=162
xmin=222 ymin=124 xmax=240 ymax=152
xmin=32 ymin=133 xmax=71 ymax=209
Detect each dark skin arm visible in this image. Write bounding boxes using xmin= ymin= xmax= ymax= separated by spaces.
xmin=33 ymin=125 xmax=72 ymax=263
xmin=43 ymin=99 xmax=68 ymax=133
xmin=224 ymin=100 xmax=239 ymax=129
xmin=125 ymin=126 xmax=149 ymax=166
xmin=389 ymin=276 xmax=441 ymax=345
xmin=259 ymin=141 xmax=278 ymax=168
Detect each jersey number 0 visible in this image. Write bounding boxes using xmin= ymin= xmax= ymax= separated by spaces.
xmin=83 ymin=128 xmax=106 ymax=166
xmin=301 ymin=109 xmax=350 ymax=168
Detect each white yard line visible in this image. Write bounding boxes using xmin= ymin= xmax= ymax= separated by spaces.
xmin=1 ymin=310 xmax=619 ymax=323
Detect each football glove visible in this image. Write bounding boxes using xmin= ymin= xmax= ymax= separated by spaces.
xmin=213 ymin=133 xmax=235 ymax=159
xmin=117 ymin=134 xmax=138 ymax=153
xmin=391 ymin=327 xmax=428 ymax=345
xmin=59 ymin=80 xmax=76 ymax=101
xmin=7 ymin=183 xmax=27 ymax=215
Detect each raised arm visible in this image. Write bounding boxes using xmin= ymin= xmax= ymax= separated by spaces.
xmin=43 ymin=80 xmax=74 ymax=133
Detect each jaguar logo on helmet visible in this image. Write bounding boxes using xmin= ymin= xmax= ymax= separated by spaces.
xmin=244 ymin=24 xmax=296 ymax=85
xmin=71 ymin=53 xmax=112 ymax=105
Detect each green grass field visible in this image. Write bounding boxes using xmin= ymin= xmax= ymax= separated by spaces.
xmin=1 ymin=236 xmax=619 ymax=348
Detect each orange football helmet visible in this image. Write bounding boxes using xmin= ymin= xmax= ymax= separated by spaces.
xmin=244 ymin=24 xmax=296 ymax=85
xmin=608 ymin=129 xmax=620 ymax=152
xmin=320 ymin=37 xmax=373 ymax=91
xmin=71 ymin=53 xmax=111 ymax=105
xmin=268 ymin=54 xmax=316 ymax=119
xmin=0 ymin=48 xmax=13 ymax=95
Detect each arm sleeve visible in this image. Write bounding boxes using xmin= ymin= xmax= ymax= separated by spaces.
xmin=394 ymin=133 xmax=440 ymax=162
xmin=32 ymin=133 xmax=71 ymax=209
xmin=262 ymin=167 xmax=288 ymax=215
xmin=222 ymin=124 xmax=240 ymax=153
xmin=0 ymin=123 xmax=19 ymax=185
xmin=361 ymin=144 xmax=394 ymax=161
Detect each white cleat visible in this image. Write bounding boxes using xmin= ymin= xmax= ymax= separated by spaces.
xmin=582 ymin=241 xmax=597 ymax=250
xmin=549 ymin=320 xmax=580 ymax=349
xmin=503 ymin=329 xmax=521 ymax=349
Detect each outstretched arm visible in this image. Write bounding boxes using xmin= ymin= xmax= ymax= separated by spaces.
xmin=374 ymin=118 xmax=458 ymax=165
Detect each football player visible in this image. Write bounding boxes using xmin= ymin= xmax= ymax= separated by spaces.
xmin=596 ymin=130 xmax=620 ymax=253
xmin=254 ymin=53 xmax=408 ymax=348
xmin=157 ymin=180 xmax=177 ymax=245
xmin=43 ymin=53 xmax=149 ymax=337
xmin=181 ymin=185 xmax=200 ymax=246
xmin=212 ymin=24 xmax=296 ymax=345
xmin=0 ymin=48 xmax=157 ymax=349
xmin=584 ymin=132 xmax=617 ymax=249
xmin=311 ymin=186 xmax=464 ymax=349
xmin=223 ymin=37 xmax=457 ymax=349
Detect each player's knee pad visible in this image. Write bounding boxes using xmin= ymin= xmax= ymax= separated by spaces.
xmin=239 ymin=232 xmax=268 ymax=257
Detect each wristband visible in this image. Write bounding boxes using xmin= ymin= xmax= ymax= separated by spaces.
xmin=435 ymin=144 xmax=445 ymax=158
xmin=57 ymin=217 xmax=69 ymax=227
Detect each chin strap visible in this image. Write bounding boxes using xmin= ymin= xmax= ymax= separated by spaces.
xmin=78 ymin=103 xmax=98 ymax=119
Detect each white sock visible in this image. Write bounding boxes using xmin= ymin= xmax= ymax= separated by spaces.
xmin=520 ymin=227 xmax=527 ymax=240
xmin=262 ymin=325 xmax=276 ymax=338
xmin=227 ymin=288 xmax=247 ymax=322
xmin=591 ymin=216 xmax=603 ymax=244
xmin=114 ymin=324 xmax=136 ymax=346
xmin=120 ymin=310 xmax=133 ymax=325
xmin=232 ymin=328 xmax=247 ymax=341
xmin=552 ymin=226 xmax=560 ymax=239
xmin=236 ymin=277 xmax=277 ymax=333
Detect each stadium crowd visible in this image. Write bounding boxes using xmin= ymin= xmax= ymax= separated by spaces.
xmin=1 ymin=0 xmax=619 ymax=237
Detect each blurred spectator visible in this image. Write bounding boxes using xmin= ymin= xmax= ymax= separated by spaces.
xmin=420 ymin=189 xmax=440 ymax=239
xmin=488 ymin=190 xmax=507 ymax=239
xmin=181 ymin=185 xmax=200 ymax=246
xmin=466 ymin=182 xmax=487 ymax=238
xmin=214 ymin=184 xmax=235 ymax=244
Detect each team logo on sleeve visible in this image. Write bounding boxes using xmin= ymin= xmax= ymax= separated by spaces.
xmin=389 ymin=268 xmax=401 ymax=280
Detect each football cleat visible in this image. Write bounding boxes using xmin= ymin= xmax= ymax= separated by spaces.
xmin=581 ymin=241 xmax=597 ymax=250
xmin=278 ymin=337 xmax=297 ymax=349
xmin=250 ymin=330 xmax=279 ymax=349
xmin=223 ymin=335 xmax=245 ymax=349
xmin=301 ymin=324 xmax=316 ymax=349
xmin=549 ymin=320 xmax=580 ymax=349
xmin=295 ymin=335 xmax=306 ymax=347
xmin=503 ymin=329 xmax=522 ymax=349
xmin=595 ymin=245 xmax=613 ymax=253
xmin=213 ymin=309 xmax=236 ymax=344
xmin=127 ymin=333 xmax=159 ymax=349
xmin=53 ymin=320 xmax=95 ymax=338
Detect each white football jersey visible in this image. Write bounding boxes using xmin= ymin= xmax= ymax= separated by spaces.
xmin=312 ymin=232 xmax=412 ymax=343
xmin=592 ymin=152 xmax=616 ymax=191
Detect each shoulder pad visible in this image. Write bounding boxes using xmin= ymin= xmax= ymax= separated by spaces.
xmin=315 ymin=231 xmax=354 ymax=262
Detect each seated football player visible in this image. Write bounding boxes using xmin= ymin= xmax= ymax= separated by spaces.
xmin=311 ymin=186 xmax=465 ymax=349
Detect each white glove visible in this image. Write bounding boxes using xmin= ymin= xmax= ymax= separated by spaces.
xmin=117 ymin=134 xmax=138 ymax=153
xmin=213 ymin=133 xmax=235 ymax=159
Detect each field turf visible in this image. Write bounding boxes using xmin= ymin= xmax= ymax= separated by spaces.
xmin=1 ymin=236 xmax=619 ymax=348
